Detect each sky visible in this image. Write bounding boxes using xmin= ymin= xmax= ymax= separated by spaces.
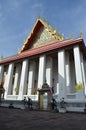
xmin=0 ymin=0 xmax=86 ymax=58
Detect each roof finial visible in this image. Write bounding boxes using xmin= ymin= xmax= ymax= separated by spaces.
xmin=80 ymin=29 xmax=83 ymax=38
xmin=61 ymin=34 xmax=64 ymax=40
xmin=38 ymin=15 xmax=40 ymax=19
xmin=24 ymin=39 xmax=28 ymax=44
xmin=18 ymin=48 xmax=21 ymax=54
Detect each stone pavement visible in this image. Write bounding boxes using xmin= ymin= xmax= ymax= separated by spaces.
xmin=0 ymin=107 xmax=86 ymax=130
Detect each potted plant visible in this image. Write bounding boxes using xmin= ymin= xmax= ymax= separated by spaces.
xmin=14 ymin=86 xmax=19 ymax=95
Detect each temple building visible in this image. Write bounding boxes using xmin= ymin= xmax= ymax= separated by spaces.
xmin=0 ymin=18 xmax=86 ymax=112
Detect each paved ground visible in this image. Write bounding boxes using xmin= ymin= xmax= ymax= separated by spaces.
xmin=0 ymin=107 xmax=86 ymax=130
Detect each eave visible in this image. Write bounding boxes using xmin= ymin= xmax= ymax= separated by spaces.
xmin=0 ymin=38 xmax=85 ymax=65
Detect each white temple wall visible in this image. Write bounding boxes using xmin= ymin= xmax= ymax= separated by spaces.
xmin=35 ymin=60 xmax=39 ymax=90
xmin=53 ymin=57 xmax=58 ymax=94
xmin=27 ymin=61 xmax=36 ymax=95
xmin=13 ymin=63 xmax=21 ymax=95
xmin=65 ymin=51 xmax=70 ymax=93
xmin=69 ymin=53 xmax=76 ymax=93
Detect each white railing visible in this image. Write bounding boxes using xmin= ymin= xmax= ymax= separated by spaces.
xmin=23 ymin=95 xmax=38 ymax=101
xmin=66 ymin=93 xmax=76 ymax=99
xmin=6 ymin=94 xmax=38 ymax=101
xmin=7 ymin=95 xmax=18 ymax=100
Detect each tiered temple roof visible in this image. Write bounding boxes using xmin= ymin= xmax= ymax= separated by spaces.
xmin=0 ymin=18 xmax=86 ymax=65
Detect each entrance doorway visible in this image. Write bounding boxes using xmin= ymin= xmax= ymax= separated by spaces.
xmin=38 ymin=83 xmax=52 ymax=110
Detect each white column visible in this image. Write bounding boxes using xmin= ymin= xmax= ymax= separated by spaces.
xmin=0 ymin=65 xmax=4 ymax=85
xmin=46 ymin=57 xmax=53 ymax=87
xmin=65 ymin=51 xmax=70 ymax=93
xmin=27 ymin=61 xmax=36 ymax=95
xmin=4 ymin=63 xmax=14 ymax=99
xmin=58 ymin=50 xmax=66 ymax=99
xmin=13 ymin=63 xmax=21 ymax=95
xmin=38 ymin=55 xmax=46 ymax=89
xmin=80 ymin=52 xmax=86 ymax=95
xmin=18 ymin=59 xmax=28 ymax=100
xmin=73 ymin=45 xmax=84 ymax=99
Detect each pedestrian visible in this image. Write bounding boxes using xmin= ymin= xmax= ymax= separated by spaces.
xmin=51 ymin=98 xmax=57 ymax=110
xmin=23 ymin=97 xmax=27 ymax=106
xmin=27 ymin=97 xmax=33 ymax=110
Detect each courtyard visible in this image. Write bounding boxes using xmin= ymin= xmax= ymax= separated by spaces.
xmin=0 ymin=107 xmax=86 ymax=130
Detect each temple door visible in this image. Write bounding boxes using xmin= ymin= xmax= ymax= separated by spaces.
xmin=39 ymin=94 xmax=43 ymax=109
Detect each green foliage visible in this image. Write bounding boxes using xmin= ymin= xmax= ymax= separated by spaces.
xmin=14 ymin=86 xmax=19 ymax=94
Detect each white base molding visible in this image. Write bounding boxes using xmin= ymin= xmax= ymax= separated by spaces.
xmin=59 ymin=108 xmax=66 ymax=113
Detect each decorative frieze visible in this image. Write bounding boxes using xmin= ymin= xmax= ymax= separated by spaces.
xmin=32 ymin=26 xmax=55 ymax=48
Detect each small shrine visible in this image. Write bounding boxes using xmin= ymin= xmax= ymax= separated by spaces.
xmin=38 ymin=82 xmax=52 ymax=110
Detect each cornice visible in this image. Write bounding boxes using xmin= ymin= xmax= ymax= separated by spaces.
xmin=0 ymin=38 xmax=84 ymax=65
